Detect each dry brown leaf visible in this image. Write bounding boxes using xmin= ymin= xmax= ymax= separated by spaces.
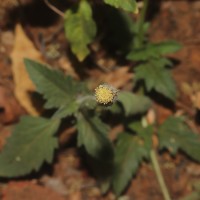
xmin=101 ymin=67 xmax=132 ymax=88
xmin=57 ymin=57 xmax=78 ymax=79
xmin=146 ymin=109 xmax=156 ymax=125
xmin=67 ymin=192 xmax=82 ymax=200
xmin=89 ymin=66 xmax=132 ymax=89
xmin=10 ymin=24 xmax=43 ymax=116
xmin=181 ymin=81 xmax=200 ymax=110
xmin=191 ymin=92 xmax=200 ymax=110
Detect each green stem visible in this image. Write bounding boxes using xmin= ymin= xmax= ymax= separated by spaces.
xmin=150 ymin=149 xmax=171 ymax=200
xmin=137 ymin=0 xmax=149 ymax=48
xmin=76 ymin=95 xmax=95 ymax=104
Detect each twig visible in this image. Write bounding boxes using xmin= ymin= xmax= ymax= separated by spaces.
xmin=44 ymin=0 xmax=64 ymax=18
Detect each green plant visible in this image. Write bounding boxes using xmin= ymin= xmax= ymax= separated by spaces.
xmin=1 ymin=0 xmax=200 ymax=199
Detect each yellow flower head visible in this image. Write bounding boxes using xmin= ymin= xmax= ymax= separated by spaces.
xmin=94 ymin=84 xmax=118 ymax=105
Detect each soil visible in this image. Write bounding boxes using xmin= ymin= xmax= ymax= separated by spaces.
xmin=0 ymin=0 xmax=200 ymax=200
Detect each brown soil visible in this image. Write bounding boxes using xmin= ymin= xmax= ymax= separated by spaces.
xmin=0 ymin=1 xmax=200 ymax=200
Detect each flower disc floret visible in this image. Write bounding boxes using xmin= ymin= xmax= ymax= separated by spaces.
xmin=95 ymin=84 xmax=118 ymax=105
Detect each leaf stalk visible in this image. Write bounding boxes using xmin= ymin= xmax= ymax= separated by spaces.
xmin=150 ymin=149 xmax=171 ymax=200
xmin=137 ymin=0 xmax=149 ymax=48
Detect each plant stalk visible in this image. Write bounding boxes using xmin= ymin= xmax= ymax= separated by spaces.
xmin=137 ymin=0 xmax=149 ymax=48
xmin=150 ymin=149 xmax=171 ymax=200
xmin=44 ymin=0 xmax=64 ymax=17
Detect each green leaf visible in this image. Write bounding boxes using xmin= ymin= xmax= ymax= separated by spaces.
xmin=25 ymin=59 xmax=85 ymax=110
xmin=85 ymin=154 xmax=114 ymax=194
xmin=128 ymin=122 xmax=153 ymax=153
xmin=52 ymin=102 xmax=79 ymax=119
xmin=132 ymin=22 xmax=150 ymax=47
xmin=158 ymin=116 xmax=200 ymax=162
xmin=132 ymin=21 xmax=150 ymax=35
xmin=76 ymin=110 xmax=114 ymax=194
xmin=76 ymin=112 xmax=113 ymax=160
xmin=117 ymin=91 xmax=152 ymax=116
xmin=64 ymin=0 xmax=97 ymax=61
xmin=0 ymin=116 xmax=60 ymax=177
xmin=112 ymin=126 xmax=152 ymax=195
xmin=135 ymin=58 xmax=177 ymax=101
xmin=108 ymin=102 xmax=123 ymax=114
xmin=127 ymin=41 xmax=182 ymax=61
xmin=104 ymin=0 xmax=138 ymax=13
xmin=78 ymin=97 xmax=97 ymax=110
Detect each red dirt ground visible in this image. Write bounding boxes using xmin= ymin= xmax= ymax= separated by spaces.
xmin=0 ymin=1 xmax=200 ymax=200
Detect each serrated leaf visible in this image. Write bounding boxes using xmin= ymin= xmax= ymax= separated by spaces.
xmin=52 ymin=102 xmax=79 ymax=119
xmin=104 ymin=0 xmax=138 ymax=13
xmin=108 ymin=102 xmax=123 ymax=114
xmin=158 ymin=116 xmax=200 ymax=162
xmin=135 ymin=59 xmax=177 ymax=101
xmin=132 ymin=22 xmax=150 ymax=48
xmin=128 ymin=122 xmax=153 ymax=153
xmin=76 ymin=112 xmax=113 ymax=160
xmin=64 ymin=0 xmax=97 ymax=61
xmin=25 ymin=59 xmax=84 ymax=110
xmin=127 ymin=41 xmax=182 ymax=61
xmin=85 ymin=154 xmax=114 ymax=194
xmin=112 ymin=128 xmax=152 ymax=195
xmin=78 ymin=97 xmax=97 ymax=110
xmin=0 ymin=116 xmax=60 ymax=177
xmin=117 ymin=91 xmax=152 ymax=116
xmin=132 ymin=21 xmax=150 ymax=35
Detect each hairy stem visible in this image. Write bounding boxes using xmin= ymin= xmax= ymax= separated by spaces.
xmin=150 ymin=149 xmax=171 ymax=200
